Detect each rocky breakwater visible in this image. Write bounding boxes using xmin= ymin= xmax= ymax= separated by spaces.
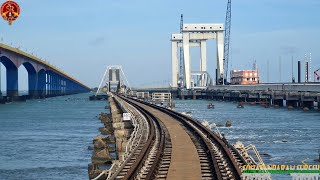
xmin=109 ymin=96 xmax=133 ymax=160
xmin=88 ymin=96 xmax=133 ymax=179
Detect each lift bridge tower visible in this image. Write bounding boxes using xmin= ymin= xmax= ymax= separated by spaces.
xmin=96 ymin=65 xmax=131 ymax=95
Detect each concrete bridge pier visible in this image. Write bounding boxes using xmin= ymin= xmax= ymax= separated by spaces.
xmin=37 ymin=70 xmax=46 ymax=98
xmin=46 ymin=71 xmax=51 ymax=97
xmin=25 ymin=67 xmax=37 ymax=99
xmin=301 ymin=94 xmax=316 ymax=111
xmin=272 ymin=92 xmax=284 ymax=107
xmin=272 ymin=99 xmax=284 ymax=107
xmin=301 ymin=101 xmax=314 ymax=111
xmin=238 ymin=93 xmax=248 ymax=103
xmin=52 ymin=74 xmax=56 ymax=96
xmin=53 ymin=74 xmax=59 ymax=96
xmin=247 ymin=92 xmax=259 ymax=102
xmin=6 ymin=67 xmax=19 ymax=97
xmin=286 ymin=92 xmax=300 ymax=109
xmin=287 ymin=100 xmax=299 ymax=109
xmin=223 ymin=92 xmax=231 ymax=101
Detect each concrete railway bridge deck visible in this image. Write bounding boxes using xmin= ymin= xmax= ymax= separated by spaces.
xmin=94 ymin=93 xmax=255 ymax=180
xmin=134 ymin=83 xmax=320 ymax=110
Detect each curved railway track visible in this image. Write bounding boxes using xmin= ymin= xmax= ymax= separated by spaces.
xmin=115 ymin=96 xmax=171 ymax=180
xmin=112 ymin=94 xmax=245 ymax=180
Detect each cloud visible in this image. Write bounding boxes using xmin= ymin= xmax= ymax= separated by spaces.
xmin=89 ymin=37 xmax=105 ymax=46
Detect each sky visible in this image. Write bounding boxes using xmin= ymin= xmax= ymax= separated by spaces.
xmin=1 ymin=0 xmax=320 ymax=91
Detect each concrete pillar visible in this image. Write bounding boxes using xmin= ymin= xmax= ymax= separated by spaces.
xmin=54 ymin=74 xmax=56 ymax=95
xmin=7 ymin=67 xmax=18 ymax=96
xmin=49 ymin=72 xmax=53 ymax=96
xmin=302 ymin=101 xmax=314 ymax=110
xmin=37 ymin=70 xmax=46 ymax=98
xmin=55 ymin=74 xmax=58 ymax=95
xmin=58 ymin=76 xmax=62 ymax=95
xmin=171 ymin=41 xmax=178 ymax=88
xmin=216 ymin=31 xmax=224 ymax=84
xmin=65 ymin=80 xmax=69 ymax=95
xmin=183 ymin=32 xmax=191 ymax=89
xmin=28 ymin=72 xmax=37 ymax=98
xmin=52 ymin=73 xmax=55 ymax=96
xmin=63 ymin=79 xmax=66 ymax=95
xmin=51 ymin=73 xmax=54 ymax=96
xmin=287 ymin=100 xmax=299 ymax=109
xmin=46 ymin=72 xmax=50 ymax=96
xmin=200 ymin=40 xmax=207 ymax=87
xmin=200 ymin=40 xmax=207 ymax=72
xmin=273 ymin=99 xmax=284 ymax=107
xmin=68 ymin=81 xmax=72 ymax=94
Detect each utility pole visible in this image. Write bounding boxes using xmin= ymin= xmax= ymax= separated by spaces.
xmin=291 ymin=56 xmax=295 ymax=83
xmin=279 ymin=56 xmax=282 ymax=83
xmin=305 ymin=54 xmax=309 ymax=82
xmin=309 ymin=53 xmax=312 ymax=82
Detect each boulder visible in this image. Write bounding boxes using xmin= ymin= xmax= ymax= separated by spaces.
xmin=225 ymin=120 xmax=232 ymax=127
xmin=94 ymin=138 xmax=107 ymax=151
xmin=99 ymin=127 xmax=113 ymax=135
xmin=92 ymin=149 xmax=113 ymax=164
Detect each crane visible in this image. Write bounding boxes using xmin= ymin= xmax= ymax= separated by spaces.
xmin=179 ymin=14 xmax=185 ymax=86
xmin=314 ymin=68 xmax=320 ymax=82
xmin=223 ymin=0 xmax=232 ymax=85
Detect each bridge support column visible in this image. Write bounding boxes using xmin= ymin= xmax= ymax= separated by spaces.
xmin=47 ymin=71 xmax=52 ymax=97
xmin=287 ymin=100 xmax=299 ymax=109
xmin=66 ymin=80 xmax=70 ymax=95
xmin=7 ymin=67 xmax=18 ymax=97
xmin=50 ymin=72 xmax=54 ymax=97
xmin=62 ymin=78 xmax=66 ymax=95
xmin=28 ymin=72 xmax=37 ymax=98
xmin=47 ymin=72 xmax=50 ymax=97
xmin=53 ymin=74 xmax=57 ymax=96
xmin=273 ymin=99 xmax=284 ymax=107
xmin=37 ymin=70 xmax=46 ymax=98
xmin=56 ymin=75 xmax=60 ymax=96
xmin=171 ymin=41 xmax=178 ymax=88
xmin=183 ymin=32 xmax=191 ymax=89
xmin=200 ymin=40 xmax=207 ymax=87
xmin=59 ymin=77 xmax=62 ymax=95
xmin=216 ymin=31 xmax=224 ymax=84
xmin=301 ymin=101 xmax=314 ymax=111
xmin=57 ymin=75 xmax=60 ymax=95
xmin=67 ymin=81 xmax=73 ymax=95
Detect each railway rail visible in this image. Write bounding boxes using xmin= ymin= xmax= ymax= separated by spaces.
xmin=105 ymin=94 xmax=246 ymax=180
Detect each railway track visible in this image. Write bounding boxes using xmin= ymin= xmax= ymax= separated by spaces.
xmin=115 ymin=96 xmax=172 ymax=180
xmin=111 ymin=94 xmax=245 ymax=180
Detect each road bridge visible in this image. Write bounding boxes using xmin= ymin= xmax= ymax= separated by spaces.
xmin=0 ymin=43 xmax=90 ymax=101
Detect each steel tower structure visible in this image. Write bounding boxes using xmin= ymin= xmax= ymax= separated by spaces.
xmin=223 ymin=0 xmax=232 ymax=84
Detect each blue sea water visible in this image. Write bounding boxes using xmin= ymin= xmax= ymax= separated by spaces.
xmin=0 ymin=95 xmax=319 ymax=179
xmin=0 ymin=93 xmax=104 ymax=180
